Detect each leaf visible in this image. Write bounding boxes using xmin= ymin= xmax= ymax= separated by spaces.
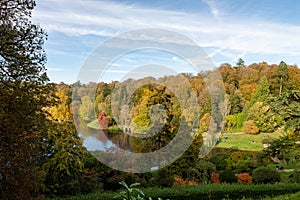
xmin=130 ymin=182 xmax=141 ymax=188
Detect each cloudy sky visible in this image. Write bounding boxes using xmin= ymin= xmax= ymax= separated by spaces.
xmin=32 ymin=0 xmax=300 ymax=83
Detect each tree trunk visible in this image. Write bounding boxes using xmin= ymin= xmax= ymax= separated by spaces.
xmin=279 ymin=76 xmax=283 ymax=95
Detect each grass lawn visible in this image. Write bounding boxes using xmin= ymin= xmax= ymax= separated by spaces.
xmin=87 ymin=119 xmax=100 ymax=129
xmin=215 ymin=131 xmax=284 ymax=151
xmin=87 ymin=119 xmax=121 ymax=132
xmin=267 ymin=163 xmax=300 ymax=170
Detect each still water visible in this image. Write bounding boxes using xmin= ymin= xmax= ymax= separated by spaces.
xmin=79 ymin=126 xmax=134 ymax=152
xmin=81 ymin=129 xmax=116 ymax=151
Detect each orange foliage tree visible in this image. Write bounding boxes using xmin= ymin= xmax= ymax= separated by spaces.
xmin=238 ymin=173 xmax=253 ymax=185
xmin=242 ymin=120 xmax=259 ymax=134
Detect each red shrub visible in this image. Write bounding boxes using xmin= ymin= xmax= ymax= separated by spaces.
xmin=238 ymin=173 xmax=252 ymax=185
xmin=211 ymin=173 xmax=220 ymax=184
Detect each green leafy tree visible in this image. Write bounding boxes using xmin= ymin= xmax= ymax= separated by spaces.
xmin=250 ymin=76 xmax=270 ymax=105
xmin=79 ymin=95 xmax=95 ymax=121
xmin=42 ymin=122 xmax=86 ymax=196
xmin=247 ymin=102 xmax=279 ymax=132
xmin=0 ymin=1 xmax=54 ymax=199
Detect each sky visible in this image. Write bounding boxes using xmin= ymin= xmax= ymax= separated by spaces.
xmin=32 ymin=0 xmax=300 ymax=83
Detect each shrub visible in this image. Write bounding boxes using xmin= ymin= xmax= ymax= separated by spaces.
xmin=209 ymin=153 xmax=229 ymax=171
xmin=226 ymin=151 xmax=258 ymax=173
xmin=261 ymin=137 xmax=275 ymax=144
xmin=224 ymin=113 xmax=247 ymax=131
xmin=238 ymin=173 xmax=252 ymax=185
xmin=252 ymin=166 xmax=281 ymax=184
xmin=211 ymin=173 xmax=220 ymax=184
xmin=242 ymin=120 xmax=259 ymax=134
xmin=174 ymin=176 xmax=186 ymax=186
xmin=152 ymin=167 xmax=174 ymax=187
xmin=288 ymin=171 xmax=300 ymax=183
xmin=219 ymin=170 xmax=237 ymax=183
xmin=187 ymin=161 xmax=216 ymax=184
xmin=236 ymin=113 xmax=248 ymax=129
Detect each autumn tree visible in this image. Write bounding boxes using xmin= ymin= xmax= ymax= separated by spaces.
xmin=98 ymin=111 xmax=110 ymax=130
xmin=242 ymin=120 xmax=259 ymax=135
xmin=47 ymin=90 xmax=71 ymax=122
xmin=0 ymin=0 xmax=54 ymax=199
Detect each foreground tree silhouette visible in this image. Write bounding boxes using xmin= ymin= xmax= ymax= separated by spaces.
xmin=0 ymin=1 xmax=54 ymax=199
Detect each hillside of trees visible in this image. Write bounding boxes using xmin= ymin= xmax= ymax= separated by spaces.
xmin=71 ymin=60 xmax=300 ymax=136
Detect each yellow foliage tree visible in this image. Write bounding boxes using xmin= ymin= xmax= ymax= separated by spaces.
xmin=199 ymin=113 xmax=211 ymax=132
xmin=48 ymin=90 xmax=71 ymax=122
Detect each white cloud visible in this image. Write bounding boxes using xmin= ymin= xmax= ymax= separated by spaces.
xmin=33 ymin=0 xmax=300 ymax=65
xmin=172 ymin=56 xmax=179 ymax=61
xmin=202 ymin=0 xmax=220 ymax=19
xmin=96 ymin=69 xmax=129 ymax=73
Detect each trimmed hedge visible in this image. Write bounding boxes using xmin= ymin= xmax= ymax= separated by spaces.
xmin=48 ymin=183 xmax=300 ymax=200
xmin=142 ymin=183 xmax=300 ymax=200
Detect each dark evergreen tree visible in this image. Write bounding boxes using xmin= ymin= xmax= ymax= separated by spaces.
xmin=236 ymin=58 xmax=245 ymax=68
xmin=277 ymin=61 xmax=289 ymax=95
xmin=229 ymin=89 xmax=244 ymax=114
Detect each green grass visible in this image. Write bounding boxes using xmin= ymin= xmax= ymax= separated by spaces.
xmin=216 ymin=132 xmax=283 ymax=151
xmin=87 ymin=119 xmax=100 ymax=129
xmin=86 ymin=120 xmax=121 ymax=132
xmin=267 ymin=163 xmax=300 ymax=170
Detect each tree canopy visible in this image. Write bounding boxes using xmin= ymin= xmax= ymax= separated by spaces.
xmin=0 ymin=0 xmax=54 ymax=199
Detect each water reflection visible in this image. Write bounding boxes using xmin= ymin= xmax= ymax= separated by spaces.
xmin=79 ymin=124 xmax=135 ymax=152
xmin=81 ymin=128 xmax=116 ymax=151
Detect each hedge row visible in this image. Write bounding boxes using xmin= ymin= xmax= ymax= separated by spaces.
xmin=48 ymin=183 xmax=300 ymax=200
xmin=142 ymin=183 xmax=300 ymax=200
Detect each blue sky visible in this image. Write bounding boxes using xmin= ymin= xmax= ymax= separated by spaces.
xmin=32 ymin=0 xmax=300 ymax=83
